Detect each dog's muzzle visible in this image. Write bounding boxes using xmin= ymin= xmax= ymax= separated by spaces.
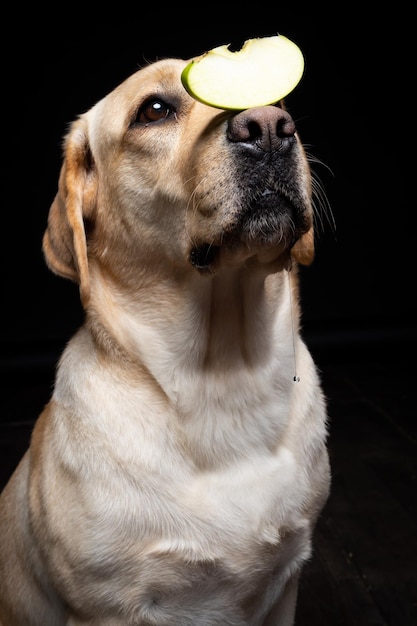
xmin=189 ymin=106 xmax=311 ymax=272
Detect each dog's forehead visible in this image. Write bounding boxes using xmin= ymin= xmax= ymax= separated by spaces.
xmin=99 ymin=58 xmax=189 ymax=111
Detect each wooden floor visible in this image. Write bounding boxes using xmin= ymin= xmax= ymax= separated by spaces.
xmin=1 ymin=342 xmax=416 ymax=625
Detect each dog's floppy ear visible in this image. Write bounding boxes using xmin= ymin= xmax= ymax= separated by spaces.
xmin=291 ymin=227 xmax=315 ymax=266
xmin=42 ymin=117 xmax=97 ymax=307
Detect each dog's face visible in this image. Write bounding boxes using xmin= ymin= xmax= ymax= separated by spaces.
xmin=43 ymin=58 xmax=314 ymax=305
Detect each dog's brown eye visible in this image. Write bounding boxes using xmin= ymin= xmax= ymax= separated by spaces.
xmin=135 ymin=98 xmax=175 ymax=125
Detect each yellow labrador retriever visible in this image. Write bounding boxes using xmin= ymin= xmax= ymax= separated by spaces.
xmin=0 ymin=56 xmax=330 ymax=625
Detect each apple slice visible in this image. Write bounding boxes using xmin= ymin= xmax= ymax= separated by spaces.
xmin=181 ymin=34 xmax=304 ymax=110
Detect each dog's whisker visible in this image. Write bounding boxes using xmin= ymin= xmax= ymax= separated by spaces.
xmin=302 ymin=149 xmax=336 ymax=238
xmin=186 ymin=176 xmax=210 ymax=214
xmin=311 ymin=173 xmax=336 ymax=238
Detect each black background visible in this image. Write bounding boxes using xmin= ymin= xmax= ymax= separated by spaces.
xmin=1 ymin=8 xmax=414 ymax=375
xmin=1 ymin=10 xmax=416 ymax=624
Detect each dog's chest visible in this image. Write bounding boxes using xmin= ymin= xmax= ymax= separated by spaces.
xmin=52 ymin=336 xmax=315 ymax=621
xmin=69 ymin=447 xmax=311 ymax=624
xmin=129 ymin=488 xmax=310 ymax=626
xmin=169 ymin=360 xmax=295 ymax=467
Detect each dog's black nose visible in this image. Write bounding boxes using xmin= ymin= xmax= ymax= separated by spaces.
xmin=227 ymin=106 xmax=296 ymax=153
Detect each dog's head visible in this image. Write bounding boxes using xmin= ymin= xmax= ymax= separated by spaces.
xmin=43 ymin=58 xmax=314 ymax=306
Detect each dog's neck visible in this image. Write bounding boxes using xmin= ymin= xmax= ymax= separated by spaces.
xmin=78 ymin=262 xmax=303 ymax=467
xmin=87 ymin=262 xmax=299 ymax=375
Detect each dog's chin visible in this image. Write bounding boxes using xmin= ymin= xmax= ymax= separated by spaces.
xmin=189 ymin=195 xmax=307 ymax=274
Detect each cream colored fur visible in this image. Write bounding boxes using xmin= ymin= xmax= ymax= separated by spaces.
xmin=0 ymin=57 xmax=330 ymax=625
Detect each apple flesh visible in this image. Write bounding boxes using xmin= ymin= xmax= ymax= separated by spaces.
xmin=181 ymin=34 xmax=304 ymax=111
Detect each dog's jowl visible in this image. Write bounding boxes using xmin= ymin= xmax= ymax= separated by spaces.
xmin=0 ymin=56 xmax=330 ymax=626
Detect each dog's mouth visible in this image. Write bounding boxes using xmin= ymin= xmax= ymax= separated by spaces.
xmin=189 ymin=189 xmax=309 ymax=273
xmin=189 ymin=244 xmax=219 ymax=271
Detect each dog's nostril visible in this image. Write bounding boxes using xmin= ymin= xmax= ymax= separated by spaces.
xmin=247 ymin=120 xmax=263 ymax=142
xmin=277 ymin=115 xmax=296 ymax=139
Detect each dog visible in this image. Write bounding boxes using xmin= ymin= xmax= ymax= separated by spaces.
xmin=0 ymin=54 xmax=330 ymax=625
